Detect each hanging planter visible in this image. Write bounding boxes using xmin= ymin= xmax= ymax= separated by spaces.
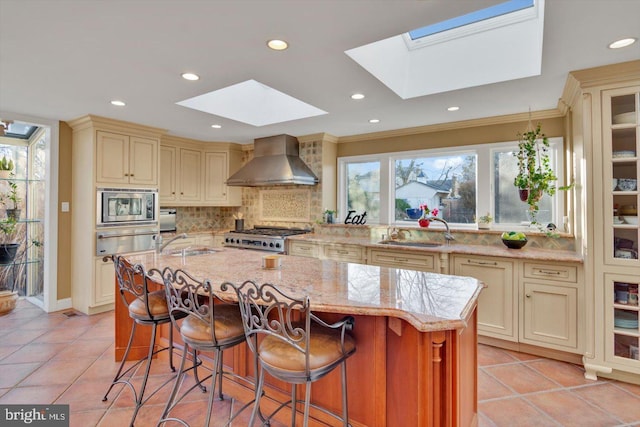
xmin=513 ymin=122 xmax=571 ymax=226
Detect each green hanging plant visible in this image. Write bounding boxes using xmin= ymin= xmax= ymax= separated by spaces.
xmin=513 ymin=122 xmax=572 ymax=228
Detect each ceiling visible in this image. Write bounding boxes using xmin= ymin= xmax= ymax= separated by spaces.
xmin=0 ymin=0 xmax=638 ymax=145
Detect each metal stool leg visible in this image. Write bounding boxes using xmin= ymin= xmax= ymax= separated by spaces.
xmin=291 ymin=383 xmax=297 ymax=427
xmin=157 ymin=342 xmax=190 ymax=426
xmin=103 ymin=321 xmax=138 ymax=401
xmin=341 ymin=361 xmax=349 ymax=427
xmin=129 ymin=323 xmax=159 ymax=426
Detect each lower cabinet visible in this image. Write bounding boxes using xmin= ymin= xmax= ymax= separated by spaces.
xmin=94 ymin=257 xmax=116 ymax=308
xmin=368 ymin=248 xmax=439 ymax=272
xmin=520 ymin=261 xmax=582 ymax=352
xmin=452 ymin=255 xmax=518 ymax=342
xmin=521 ymin=282 xmax=578 ymax=349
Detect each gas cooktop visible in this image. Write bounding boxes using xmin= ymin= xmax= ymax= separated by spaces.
xmin=224 ymin=227 xmax=311 ymax=252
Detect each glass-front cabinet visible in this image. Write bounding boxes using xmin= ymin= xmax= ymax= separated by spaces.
xmin=603 ymin=89 xmax=639 ymax=264
xmin=606 ymin=275 xmax=640 ymax=366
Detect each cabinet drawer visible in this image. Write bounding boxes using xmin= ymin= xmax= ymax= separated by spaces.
xmin=368 ymin=249 xmax=436 ymax=272
xmin=323 ymin=244 xmax=365 ymax=263
xmin=288 ymin=241 xmax=319 ymax=258
xmin=523 ymin=262 xmax=577 ymax=283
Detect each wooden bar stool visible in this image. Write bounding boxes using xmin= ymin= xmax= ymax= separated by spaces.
xmin=155 ymin=267 xmax=252 ymax=427
xmin=102 ymin=255 xmax=188 ymax=427
xmin=226 ymin=280 xmax=356 ymax=427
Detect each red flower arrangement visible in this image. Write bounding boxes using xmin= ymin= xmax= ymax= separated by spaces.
xmin=418 ymin=204 xmax=438 ymax=227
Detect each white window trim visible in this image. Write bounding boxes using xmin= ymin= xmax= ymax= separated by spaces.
xmin=338 ymin=137 xmax=566 ymax=230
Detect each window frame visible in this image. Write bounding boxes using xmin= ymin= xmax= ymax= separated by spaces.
xmin=337 ymin=137 xmax=566 ymax=230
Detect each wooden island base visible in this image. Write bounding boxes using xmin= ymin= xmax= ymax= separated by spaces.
xmin=117 ymin=305 xmax=478 ymax=427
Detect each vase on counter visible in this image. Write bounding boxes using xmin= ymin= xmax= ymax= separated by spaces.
xmin=418 ymin=218 xmax=430 ymax=228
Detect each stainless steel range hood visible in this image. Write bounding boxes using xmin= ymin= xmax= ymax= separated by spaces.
xmin=226 ymin=134 xmax=318 ymax=186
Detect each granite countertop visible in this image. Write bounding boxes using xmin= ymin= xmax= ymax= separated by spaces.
xmin=288 ymin=234 xmax=584 ymax=263
xmin=127 ymin=247 xmax=483 ymax=333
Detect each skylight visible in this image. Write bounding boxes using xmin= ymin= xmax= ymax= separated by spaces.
xmin=1 ymin=122 xmax=38 ymax=140
xmin=176 ymin=79 xmax=327 ymax=127
xmin=408 ymin=0 xmax=535 ymax=41
xmin=345 ymin=0 xmax=545 ymax=100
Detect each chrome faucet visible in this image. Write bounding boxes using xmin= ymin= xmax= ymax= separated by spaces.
xmin=425 ymin=217 xmax=455 ymax=245
xmin=156 ymin=233 xmax=188 ymax=253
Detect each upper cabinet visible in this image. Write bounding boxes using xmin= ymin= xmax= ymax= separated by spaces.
xmin=96 ymin=131 xmax=158 ymax=186
xmin=159 ymin=135 xmax=242 ymax=207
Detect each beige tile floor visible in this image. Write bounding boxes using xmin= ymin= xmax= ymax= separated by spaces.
xmin=1 ymin=299 xmax=640 ymax=426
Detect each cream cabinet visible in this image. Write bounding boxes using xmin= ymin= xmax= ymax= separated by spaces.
xmin=203 ymin=151 xmax=242 ymax=205
xmin=368 ymin=248 xmax=440 ymax=273
xmin=94 ymin=257 xmax=116 ymax=308
xmin=159 ymin=136 xmax=242 ymax=207
xmin=68 ymin=115 xmax=166 ymax=315
xmin=323 ymin=243 xmax=366 ymax=263
xmin=520 ymin=262 xmax=581 ymax=351
xmin=178 ymin=148 xmax=202 ymax=202
xmin=288 ymin=240 xmax=320 ymax=258
xmin=96 ymin=130 xmax=158 ymax=186
xmin=562 ymin=61 xmax=640 ymax=381
xmin=452 ymin=255 xmax=518 ymax=342
xmin=159 ymin=145 xmax=177 ymax=202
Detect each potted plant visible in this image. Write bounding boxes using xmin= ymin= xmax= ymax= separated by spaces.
xmin=418 ymin=203 xmax=438 ymax=228
xmin=476 ymin=212 xmax=493 ymax=230
xmin=0 ymin=156 xmax=14 ymax=179
xmin=1 ymin=177 xmax=21 ymax=220
xmin=513 ymin=123 xmax=571 ymax=225
xmin=0 ymin=234 xmax=40 ymax=315
xmin=324 ymin=209 xmax=336 ymax=224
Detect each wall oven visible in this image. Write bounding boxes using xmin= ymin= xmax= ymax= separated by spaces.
xmin=97 ymin=188 xmax=158 ymax=227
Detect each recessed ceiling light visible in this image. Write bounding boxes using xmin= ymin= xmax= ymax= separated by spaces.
xmin=608 ymin=38 xmax=636 ymax=49
xmin=211 ymin=124 xmax=221 ymax=129
xmin=447 ymin=106 xmax=460 ymax=111
xmin=110 ymin=100 xmax=126 ymax=106
xmin=351 ymin=93 xmax=365 ymax=100
xmin=267 ymin=39 xmax=288 ymax=50
xmin=369 ymin=119 xmax=380 ymax=124
xmin=182 ymin=72 xmax=200 ymax=81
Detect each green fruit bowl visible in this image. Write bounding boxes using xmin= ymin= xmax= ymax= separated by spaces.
xmin=502 ymin=238 xmax=528 ymax=249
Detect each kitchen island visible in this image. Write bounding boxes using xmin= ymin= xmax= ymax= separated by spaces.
xmin=121 ymin=248 xmax=483 ymax=427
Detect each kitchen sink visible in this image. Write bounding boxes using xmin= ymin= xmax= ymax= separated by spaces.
xmin=167 ymin=248 xmax=219 ymax=257
xmin=378 ymin=240 xmax=441 ymax=248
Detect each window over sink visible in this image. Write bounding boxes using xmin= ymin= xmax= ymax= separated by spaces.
xmin=338 ymin=138 xmax=566 ymax=229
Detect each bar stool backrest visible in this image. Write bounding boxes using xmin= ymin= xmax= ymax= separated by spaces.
xmin=112 ymin=255 xmax=158 ymax=320
xmin=155 ymin=267 xmax=221 ymax=345
xmin=225 ymin=280 xmax=312 ymax=376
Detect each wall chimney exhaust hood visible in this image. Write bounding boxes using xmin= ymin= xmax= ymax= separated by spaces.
xmin=226 ymin=134 xmax=319 ymax=187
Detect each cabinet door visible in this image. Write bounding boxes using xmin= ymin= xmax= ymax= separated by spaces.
xmin=178 ymin=148 xmax=202 ymax=201
xmin=128 ymin=136 xmax=158 ymax=186
xmin=203 ymin=151 xmax=228 ymax=203
xmin=453 ymin=256 xmax=517 ymax=341
xmin=94 ymin=257 xmax=116 ymax=306
xmin=159 ymin=145 xmax=177 ymax=203
xmin=96 ymin=131 xmax=129 ymax=184
xmin=521 ymin=282 xmax=578 ymax=349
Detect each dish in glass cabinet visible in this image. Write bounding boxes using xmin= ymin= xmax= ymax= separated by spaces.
xmin=613 ymin=111 xmax=636 ymax=125
xmin=623 ymin=216 xmax=639 ymax=225
xmin=617 ymin=179 xmax=637 ymax=191
xmin=612 ymin=150 xmax=636 ymax=158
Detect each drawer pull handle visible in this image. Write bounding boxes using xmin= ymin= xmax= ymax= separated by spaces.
xmin=468 ymin=259 xmax=497 ymax=266
xmin=526 ymin=294 xmax=531 ymax=298
xmin=300 ymin=247 xmax=310 ymax=251
xmin=395 ymin=258 xmax=409 ymax=262
xmin=537 ymin=269 xmax=561 ymax=275
xmin=337 ymin=250 xmax=349 ymax=254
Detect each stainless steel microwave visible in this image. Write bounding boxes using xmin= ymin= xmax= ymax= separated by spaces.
xmin=97 ymin=188 xmax=157 ymax=227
